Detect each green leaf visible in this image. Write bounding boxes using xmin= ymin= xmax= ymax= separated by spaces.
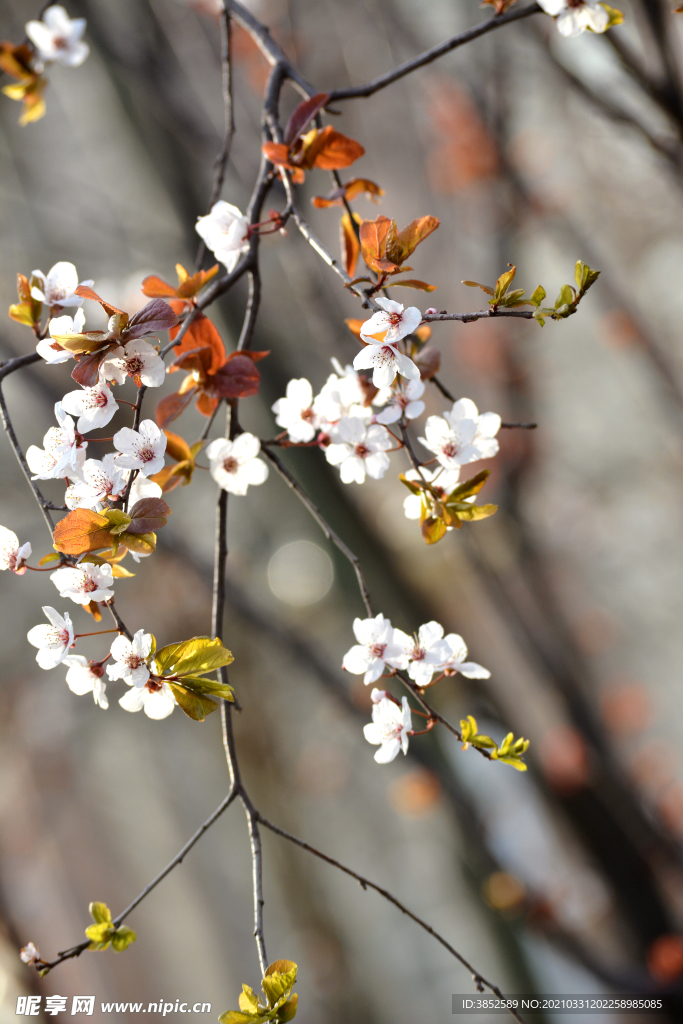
xmin=278 ymin=994 xmax=298 ymax=1023
xmin=168 ymin=683 xmax=219 ymax=722
xmin=111 ymin=926 xmax=137 ymax=952
xmin=119 ymin=531 xmax=156 ymax=555
xmin=529 ymin=285 xmax=546 ymax=308
xmin=89 ymin=902 xmax=112 ymax=925
xmin=597 ymin=2 xmax=623 ymax=28
xmin=493 ymin=756 xmax=528 ymax=771
xmin=447 ymin=470 xmax=490 ymax=503
xmin=178 ymin=675 xmax=234 ymax=701
xmin=262 ymin=962 xmax=297 ymax=1010
xmin=421 ymin=516 xmax=448 ymax=544
xmin=104 ymin=509 xmax=132 ymax=535
xmin=451 ymin=502 xmax=498 ymax=522
xmin=398 ymin=473 xmax=426 ymax=496
xmin=219 ymin=1013 xmax=259 ymax=1024
xmin=239 ymin=987 xmax=260 ymax=1014
xmin=38 ymin=552 xmax=61 ymax=566
xmin=85 ymin=922 xmax=113 ymax=950
xmin=493 ymin=265 xmax=516 ymax=302
xmin=555 ymin=284 xmax=574 ymax=309
xmin=574 ymin=260 xmax=600 ymax=295
xmin=170 ymin=637 xmax=234 ymax=677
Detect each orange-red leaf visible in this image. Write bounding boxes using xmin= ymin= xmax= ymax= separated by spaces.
xmin=75 ymin=285 xmax=126 ymax=320
xmin=163 ymin=429 xmax=192 ymax=463
xmin=156 ymin=387 xmax=198 ymax=428
xmin=169 ymin=313 xmax=226 ymax=374
xmin=384 ymin=278 xmax=437 ymax=292
xmin=340 ymin=212 xmax=361 ymax=278
xmin=141 ymin=275 xmax=177 ymax=298
xmin=395 ymin=216 xmax=439 ymax=262
xmin=53 ymin=509 xmax=112 ymax=555
xmin=207 ymin=355 xmax=260 ymax=399
xmin=262 ymin=142 xmax=293 ymax=168
xmin=307 ymin=126 xmax=365 ymax=170
xmin=176 ymin=264 xmax=219 ymax=299
xmin=360 ymin=215 xmax=392 ymax=263
xmin=196 ymin=392 xmax=220 ymax=417
xmin=344 ymin=177 xmax=384 ymax=202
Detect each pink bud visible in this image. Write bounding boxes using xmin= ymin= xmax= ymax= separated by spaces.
xmin=371 ymin=689 xmax=388 ymax=704
xmin=424 ymin=307 xmax=438 ymax=316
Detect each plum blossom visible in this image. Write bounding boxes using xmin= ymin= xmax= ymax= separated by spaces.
xmin=62 ymin=655 xmax=109 ymax=708
xmin=392 ymin=621 xmax=452 ymax=687
xmin=537 ymin=0 xmax=610 ymax=36
xmin=325 ymin=418 xmax=392 ymax=484
xmin=25 ymin=6 xmax=89 ymax=67
xmin=418 ymin=398 xmax=500 ymax=471
xmin=272 ymin=378 xmax=319 ymax=442
xmin=128 ymin=473 xmax=162 ymax=504
xmin=36 ymin=307 xmax=85 ymax=363
xmin=26 ymin=402 xmax=86 ymax=480
xmin=439 ymin=633 xmax=490 ymax=679
xmin=360 ymin=298 xmax=422 ymax=345
xmin=363 ymin=691 xmax=413 ymax=763
xmin=113 ymin=420 xmax=166 ymax=477
xmin=50 ymin=562 xmax=114 ymax=605
xmin=61 ymin=382 xmax=118 ymax=433
xmin=27 ymin=606 xmax=74 ymax=669
xmin=195 ymin=201 xmax=250 ymax=272
xmin=353 ymin=338 xmax=420 ymax=390
xmin=342 ymin=613 xmax=407 ymax=685
xmin=313 ymin=361 xmax=375 ymax=435
xmin=65 ymin=454 xmax=128 ymax=510
xmin=106 ymin=630 xmax=151 ymax=687
xmin=375 ymin=379 xmax=425 ymax=425
xmin=30 ymin=261 xmax=92 ymax=308
xmin=206 ymin=433 xmax=269 ymax=495
xmin=402 ymin=466 xmax=461 ymax=521
xmin=119 ymin=678 xmax=176 ymax=720
xmin=20 ymin=943 xmax=41 ymax=966
xmin=101 ymin=340 xmax=166 ymax=388
xmin=0 ymin=525 xmax=31 ymax=574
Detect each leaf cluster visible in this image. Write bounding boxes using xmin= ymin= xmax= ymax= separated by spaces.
xmin=52 ymin=498 xmax=171 ymax=559
xmin=357 ymin=214 xmax=439 ymax=292
xmin=142 ymin=263 xmax=219 ymax=305
xmin=8 ymin=273 xmax=43 ymax=328
xmin=219 ymin=960 xmax=298 ymax=1024
xmin=85 ymin=902 xmax=136 ymax=953
xmin=0 ymin=42 xmax=46 ymax=124
xmin=463 ymin=264 xmax=545 ymax=311
xmin=151 ymin=430 xmax=204 ymax=493
xmin=400 ymin=469 xmax=497 ymax=544
xmin=460 ymin=716 xmax=530 ymax=771
xmin=153 ymin=636 xmax=235 ymax=721
xmin=532 ymin=261 xmax=600 ymax=325
xmin=263 ymin=93 xmax=363 ymax=183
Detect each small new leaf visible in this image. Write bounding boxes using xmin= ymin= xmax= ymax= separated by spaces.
xmin=85 ymin=902 xmax=136 ymax=953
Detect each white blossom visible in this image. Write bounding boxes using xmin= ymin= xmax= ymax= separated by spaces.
xmin=392 ymin=621 xmax=455 ymax=687
xmin=106 ymin=630 xmax=152 ymax=687
xmin=62 ymin=655 xmax=108 ymax=708
xmin=375 ymin=379 xmax=425 ymax=425
xmin=538 ymin=0 xmax=610 ymax=36
xmin=36 ymin=308 xmax=85 ymax=363
xmin=439 ymin=634 xmax=491 ymax=679
xmin=20 ymin=943 xmax=41 ymax=965
xmin=363 ymin=692 xmax=413 ymax=763
xmin=206 ymin=433 xmax=269 ymax=495
xmin=119 ymin=679 xmax=176 ymax=720
xmin=27 ymin=606 xmax=74 ymax=669
xmin=26 ymin=6 xmax=89 ymax=66
xmin=26 ymin=402 xmax=86 ymax=480
xmin=360 ymin=298 xmax=422 ymax=345
xmin=353 ymin=340 xmax=420 ymax=390
xmin=128 ymin=472 xmax=162 ymax=505
xmin=325 ymin=418 xmax=392 ymax=484
xmin=0 ymin=525 xmax=31 ymax=574
xmin=50 ymin=562 xmax=114 ymax=605
xmin=342 ymin=613 xmax=407 ymax=685
xmin=61 ymin=382 xmax=118 ymax=433
xmin=101 ymin=340 xmax=166 ymax=388
xmin=313 ymin=361 xmax=374 ymax=436
xmin=402 ymin=466 xmax=461 ymax=521
xmin=65 ymin=454 xmax=128 ymax=510
xmin=30 ymin=261 xmax=92 ymax=308
xmin=195 ymin=201 xmax=250 ymax=272
xmin=419 ymin=398 xmax=500 ymax=471
xmin=113 ymin=420 xmax=166 ymax=477
xmin=272 ymin=378 xmax=319 ymax=442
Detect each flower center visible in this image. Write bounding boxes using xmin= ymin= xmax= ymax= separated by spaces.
xmin=126 ymin=654 xmax=145 ymax=670
xmin=354 ymin=443 xmax=370 ymax=458
xmin=82 ymin=576 xmax=98 ymax=593
xmin=146 ymin=678 xmax=163 ymax=693
xmin=49 ymin=340 xmax=64 ymax=351
xmin=411 ymin=645 xmax=425 ymax=662
xmin=48 ymin=627 xmax=71 ymax=646
xmin=370 ymin=642 xmax=386 ymax=659
xmin=125 ymin=357 xmax=144 ymax=376
xmin=387 ymin=312 xmax=403 ymax=326
xmin=139 ymin=446 xmax=155 ymax=463
xmin=222 ymin=456 xmax=238 ymax=473
xmin=301 ymin=407 xmax=314 ymax=422
xmin=442 ymin=441 xmax=459 ymax=459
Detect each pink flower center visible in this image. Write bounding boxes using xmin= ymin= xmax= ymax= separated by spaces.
xmin=387 ymin=312 xmax=403 ymax=327
xmin=82 ymin=577 xmax=98 ymax=593
xmin=222 ymin=456 xmax=238 ymax=473
xmin=301 ymin=408 xmax=314 ymax=422
xmin=48 ymin=627 xmax=71 ymax=646
xmin=126 ymin=654 xmax=145 ymax=670
xmin=139 ymin=446 xmax=156 ymax=463
xmin=92 ymin=390 xmax=109 ymax=408
xmin=370 ymin=642 xmax=386 ymax=659
xmin=125 ymin=357 xmax=144 ymax=376
xmin=441 ymin=441 xmax=460 ymax=459
xmin=411 ymin=645 xmax=425 ymax=662
xmin=354 ymin=443 xmax=370 ymax=458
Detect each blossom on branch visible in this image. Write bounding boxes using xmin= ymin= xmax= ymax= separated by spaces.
xmin=30 ymin=261 xmax=92 ymax=309
xmin=342 ymin=613 xmax=407 ymax=684
xmin=65 ymin=454 xmax=128 ymax=510
xmin=419 ymin=398 xmax=500 ymax=470
xmin=19 ymin=942 xmax=41 ymax=965
xmin=313 ymin=360 xmax=376 ymax=431
xmin=360 ymin=298 xmax=422 ymax=345
xmin=100 ymin=340 xmax=166 ymax=388
xmin=440 ymin=634 xmax=491 ymax=679
xmin=206 ymin=433 xmax=269 ymax=495
xmin=392 ymin=621 xmax=453 ymax=687
xmin=325 ymin=418 xmax=392 ymax=484
xmin=402 ymin=466 xmax=461 ymax=521
xmin=25 ymin=6 xmax=89 ymax=67
xmin=50 ymin=562 xmax=114 ymax=605
xmin=537 ymin=0 xmax=618 ymax=35
xmin=27 ymin=606 xmax=74 ymax=669
xmin=113 ymin=420 xmax=166 ymax=477
xmin=62 ymin=655 xmax=108 ymax=708
xmin=363 ymin=691 xmax=412 ymax=763
xmin=0 ymin=525 xmax=31 ymax=574
xmin=119 ymin=678 xmax=176 ymax=720
xmin=375 ymin=379 xmax=425 ymax=425
xmin=195 ymin=201 xmax=250 ymax=272
xmin=272 ymin=378 xmax=319 ymax=442
xmin=106 ymin=630 xmax=151 ymax=687
xmin=61 ymin=382 xmax=118 ymax=433
xmin=26 ymin=402 xmax=87 ymax=479
xmin=36 ymin=308 xmax=86 ymax=364
xmin=353 ymin=336 xmax=420 ymax=390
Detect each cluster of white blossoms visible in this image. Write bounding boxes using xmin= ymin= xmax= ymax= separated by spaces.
xmin=341 ymin=613 xmax=489 ymax=764
xmin=418 ymin=398 xmax=501 ymax=471
xmin=26 ymin=6 xmax=89 ymax=69
xmin=537 ymin=0 xmax=614 ymax=36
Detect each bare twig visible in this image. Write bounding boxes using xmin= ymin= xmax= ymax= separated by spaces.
xmin=0 ymin=383 xmax=54 ymax=534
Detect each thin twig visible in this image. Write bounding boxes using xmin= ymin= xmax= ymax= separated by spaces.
xmin=261 ymin=446 xmax=374 ymax=616
xmin=256 ymin=813 xmax=527 ymax=1024
xmin=423 ymin=310 xmax=534 ymax=323
xmin=0 ymin=383 xmax=54 ymax=534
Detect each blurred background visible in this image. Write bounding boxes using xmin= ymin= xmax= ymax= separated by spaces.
xmin=2 ymin=0 xmax=683 ymax=1021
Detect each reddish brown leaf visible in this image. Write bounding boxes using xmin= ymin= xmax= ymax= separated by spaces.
xmin=207 ymin=355 xmax=260 ymax=399
xmin=196 ymin=393 xmax=220 ymax=418
xmin=360 ymin=215 xmax=392 ymax=263
xmin=284 ymin=92 xmax=330 ymax=147
xmin=414 ymin=346 xmax=441 ymax=379
xmin=171 ymin=346 xmax=214 ymax=380
xmin=75 ymin=285 xmax=126 ymax=320
xmin=384 ymin=278 xmax=437 ymax=292
xmin=124 ymin=299 xmax=179 ymax=340
xmin=53 ymin=509 xmax=112 ymax=555
xmin=344 ymin=177 xmax=384 ymax=201
xmin=127 ymin=497 xmax=171 ymax=534
xmin=262 ymin=142 xmax=293 ymax=167
xmin=395 ymin=216 xmax=440 ymax=262
xmin=307 ymin=127 xmax=365 ymax=170
xmin=141 ymin=275 xmax=177 ymax=298
xmin=156 ymin=387 xmax=198 ymax=428
xmin=340 ymin=212 xmax=361 ymax=278
xmin=163 ymin=429 xmax=192 ymax=464
xmin=225 ymin=349 xmax=269 ymax=363
xmin=71 ymin=347 xmax=114 ymax=387
xmin=149 ymin=464 xmax=186 ymax=494
xmin=169 ymin=312 xmax=226 ymax=374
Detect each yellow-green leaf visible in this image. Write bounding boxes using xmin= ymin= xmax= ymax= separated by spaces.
xmin=447 ymin=470 xmax=490 ymax=503
xmin=89 ymin=902 xmax=112 ymax=925
xmin=168 ymin=683 xmax=219 ymax=722
xmin=111 ymin=926 xmax=136 ymax=952
xmin=178 ymin=675 xmax=234 ymax=701
xmin=262 ymin=961 xmax=297 ymax=1010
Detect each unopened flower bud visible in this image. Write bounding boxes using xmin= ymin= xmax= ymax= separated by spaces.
xmin=424 ymin=307 xmax=438 ymax=316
